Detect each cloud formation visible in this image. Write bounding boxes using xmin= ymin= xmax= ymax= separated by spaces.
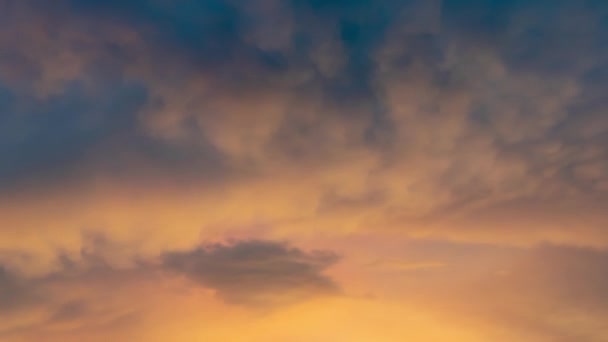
xmin=162 ymin=240 xmax=340 ymax=306
xmin=0 ymin=0 xmax=607 ymax=340
xmin=0 ymin=238 xmax=341 ymax=341
xmin=0 ymin=0 xmax=605 ymax=256
xmin=0 ymin=267 xmax=39 ymax=314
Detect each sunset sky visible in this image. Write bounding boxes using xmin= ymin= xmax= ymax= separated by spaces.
xmin=1 ymin=0 xmax=608 ymax=341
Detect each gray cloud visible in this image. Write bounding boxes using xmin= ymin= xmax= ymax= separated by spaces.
xmin=47 ymin=300 xmax=89 ymax=323
xmin=0 ymin=267 xmax=40 ymax=313
xmin=0 ymin=0 xmax=607 ymax=258
xmin=0 ymin=238 xmax=342 ymax=339
xmin=365 ymin=240 xmax=608 ymax=341
xmin=466 ymin=245 xmax=608 ymax=341
xmin=162 ymin=240 xmax=341 ymax=306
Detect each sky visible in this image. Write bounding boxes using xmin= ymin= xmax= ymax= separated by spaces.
xmin=0 ymin=0 xmax=607 ymax=341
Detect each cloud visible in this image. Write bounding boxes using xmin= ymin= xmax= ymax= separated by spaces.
xmin=409 ymin=243 xmax=608 ymax=341
xmin=0 ymin=1 xmax=607 ymax=338
xmin=162 ymin=240 xmax=341 ymax=306
xmin=0 ymin=267 xmax=40 ymax=314
xmin=0 ymin=237 xmax=342 ymax=341
xmin=0 ymin=1 xmax=605 ymax=276
xmin=459 ymin=244 xmax=608 ymax=341
xmin=47 ymin=300 xmax=89 ymax=323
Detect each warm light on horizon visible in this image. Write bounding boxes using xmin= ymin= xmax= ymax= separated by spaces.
xmin=0 ymin=0 xmax=607 ymax=341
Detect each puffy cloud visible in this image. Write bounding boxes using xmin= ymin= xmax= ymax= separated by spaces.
xmin=2 ymin=235 xmax=608 ymax=341
xmin=162 ymin=240 xmax=340 ymax=306
xmin=0 ymin=0 xmax=606 ymax=264
xmin=0 ymin=237 xmax=341 ymax=340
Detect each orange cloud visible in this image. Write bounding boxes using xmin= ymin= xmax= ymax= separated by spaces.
xmin=0 ymin=0 xmax=607 ymax=340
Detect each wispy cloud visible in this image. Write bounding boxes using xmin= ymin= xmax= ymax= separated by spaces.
xmin=0 ymin=0 xmax=607 ymax=340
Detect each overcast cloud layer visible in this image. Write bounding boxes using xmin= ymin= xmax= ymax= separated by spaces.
xmin=0 ymin=0 xmax=607 ymax=341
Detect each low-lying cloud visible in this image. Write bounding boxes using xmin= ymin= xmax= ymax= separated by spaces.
xmin=162 ymin=240 xmax=341 ymax=306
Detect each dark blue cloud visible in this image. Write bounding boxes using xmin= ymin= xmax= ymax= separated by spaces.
xmin=61 ymin=0 xmax=432 ymax=97
xmin=68 ymin=0 xmax=267 ymax=70
xmin=12 ymin=0 xmax=607 ymax=85
xmin=0 ymin=0 xmax=607 ymax=198
xmin=443 ymin=0 xmax=608 ymax=75
xmin=0 ymin=80 xmax=147 ymax=187
xmin=0 ymin=267 xmax=40 ymax=313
